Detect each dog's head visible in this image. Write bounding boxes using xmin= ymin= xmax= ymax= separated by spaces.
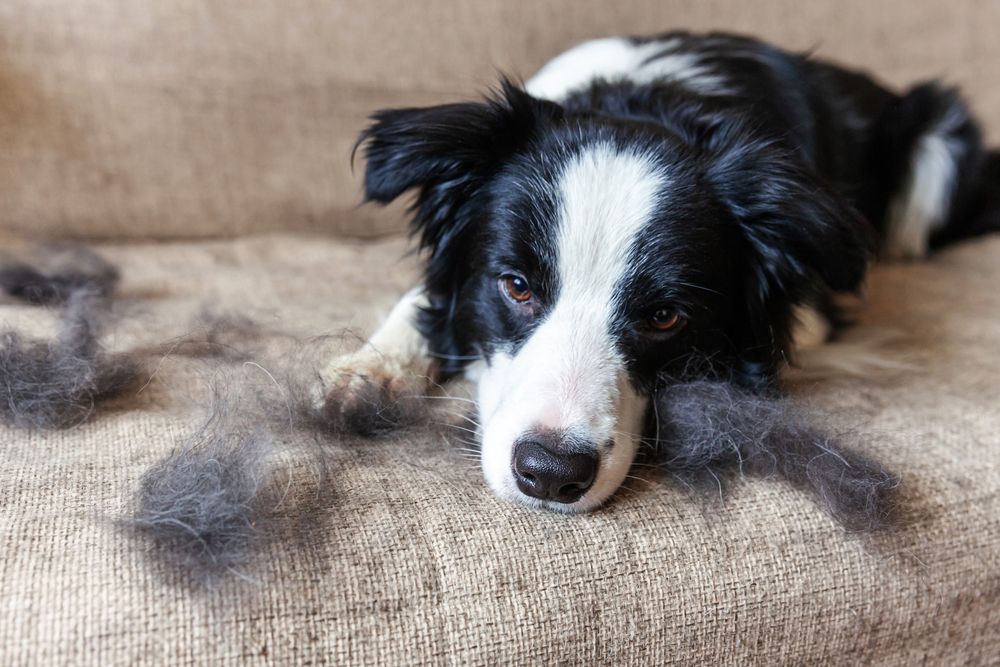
xmin=358 ymin=82 xmax=872 ymax=511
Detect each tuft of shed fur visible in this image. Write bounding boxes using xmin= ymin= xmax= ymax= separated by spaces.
xmin=653 ymin=380 xmax=901 ymax=532
xmin=130 ymin=391 xmax=278 ymax=585
xmin=0 ymin=289 xmax=140 ymax=429
xmin=0 ymin=247 xmax=120 ymax=305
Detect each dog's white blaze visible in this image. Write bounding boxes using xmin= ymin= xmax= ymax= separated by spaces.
xmin=478 ymin=144 xmax=663 ymax=511
xmin=526 ymin=37 xmax=730 ymax=103
xmin=885 ymin=106 xmax=965 ymax=260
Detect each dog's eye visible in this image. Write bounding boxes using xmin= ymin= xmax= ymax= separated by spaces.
xmin=646 ymin=308 xmax=685 ymax=333
xmin=500 ymin=274 xmax=532 ymax=304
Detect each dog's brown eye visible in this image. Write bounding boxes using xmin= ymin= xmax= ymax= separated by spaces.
xmin=500 ymin=274 xmax=532 ymax=304
xmin=647 ymin=309 xmax=684 ymax=332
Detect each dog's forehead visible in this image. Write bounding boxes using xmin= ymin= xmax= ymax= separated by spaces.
xmin=487 ymin=137 xmax=721 ymax=313
xmin=552 ymin=142 xmax=667 ymax=296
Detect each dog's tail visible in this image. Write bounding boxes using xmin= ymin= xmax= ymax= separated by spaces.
xmin=875 ymin=82 xmax=1000 ymax=259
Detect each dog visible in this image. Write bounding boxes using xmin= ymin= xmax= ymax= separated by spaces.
xmin=316 ymin=31 xmax=1000 ymax=512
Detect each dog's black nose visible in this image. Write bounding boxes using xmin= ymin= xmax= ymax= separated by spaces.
xmin=512 ymin=440 xmax=598 ymax=504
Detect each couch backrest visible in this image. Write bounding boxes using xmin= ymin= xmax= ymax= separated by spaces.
xmin=1 ymin=0 xmax=998 ymax=240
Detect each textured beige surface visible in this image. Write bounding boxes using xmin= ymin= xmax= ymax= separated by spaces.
xmin=2 ymin=233 xmax=999 ymax=665
xmin=2 ymin=3 xmax=1000 ymax=662
xmin=0 ymin=0 xmax=999 ymax=240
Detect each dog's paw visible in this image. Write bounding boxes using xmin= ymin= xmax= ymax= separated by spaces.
xmin=310 ymin=352 xmax=428 ymax=436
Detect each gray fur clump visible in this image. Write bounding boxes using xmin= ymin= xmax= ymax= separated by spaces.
xmin=0 ymin=289 xmax=140 ymax=429
xmin=654 ymin=380 xmax=901 ymax=532
xmin=130 ymin=394 xmax=278 ymax=585
xmin=0 ymin=247 xmax=119 ymax=305
xmin=126 ymin=340 xmax=442 ymax=585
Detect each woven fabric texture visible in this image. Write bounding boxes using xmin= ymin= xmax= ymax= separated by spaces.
xmin=1 ymin=233 xmax=999 ymax=665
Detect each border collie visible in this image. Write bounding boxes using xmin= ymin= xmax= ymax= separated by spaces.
xmin=317 ymin=32 xmax=999 ymax=512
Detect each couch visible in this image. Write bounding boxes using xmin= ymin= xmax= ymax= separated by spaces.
xmin=2 ymin=2 xmax=999 ymax=664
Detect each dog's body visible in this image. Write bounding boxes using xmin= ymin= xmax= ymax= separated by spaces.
xmin=318 ymin=32 xmax=1000 ymax=512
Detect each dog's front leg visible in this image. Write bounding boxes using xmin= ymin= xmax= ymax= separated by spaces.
xmin=313 ymin=286 xmax=434 ymax=434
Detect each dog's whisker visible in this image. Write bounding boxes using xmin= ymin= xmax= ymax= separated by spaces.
xmin=446 ymin=412 xmax=481 ymax=428
xmin=447 ymin=437 xmax=481 ymax=449
xmin=413 ymin=394 xmax=478 ymax=405
xmin=623 ymin=474 xmax=658 ymax=489
xmin=673 ymin=280 xmax=724 ymax=297
xmin=435 ymin=422 xmax=480 ymax=436
xmin=429 ymin=406 xmax=481 ymax=425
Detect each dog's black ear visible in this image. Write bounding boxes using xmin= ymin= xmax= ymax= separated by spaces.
xmin=357 ymin=80 xmax=561 ymax=252
xmin=356 ymin=81 xmax=561 ymax=377
xmin=706 ymin=129 xmax=875 ymax=387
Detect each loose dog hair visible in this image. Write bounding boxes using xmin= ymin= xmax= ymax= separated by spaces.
xmin=653 ymin=379 xmax=900 ymax=532
xmin=0 ymin=249 xmax=140 ymax=429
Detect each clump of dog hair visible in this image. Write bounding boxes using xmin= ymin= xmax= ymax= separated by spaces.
xmin=0 ymin=288 xmax=141 ymax=429
xmin=0 ymin=246 xmax=119 ymax=305
xmin=653 ymin=380 xmax=901 ymax=532
xmin=127 ymin=345 xmax=388 ymax=586
xmin=128 ymin=328 xmax=444 ymax=585
xmin=130 ymin=389 xmax=279 ymax=585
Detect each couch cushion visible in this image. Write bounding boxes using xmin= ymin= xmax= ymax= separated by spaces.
xmin=1 ymin=233 xmax=999 ymax=664
xmin=1 ymin=1 xmax=999 ymax=241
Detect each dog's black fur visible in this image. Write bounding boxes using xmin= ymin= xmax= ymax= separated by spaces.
xmin=358 ymin=31 xmax=998 ymax=392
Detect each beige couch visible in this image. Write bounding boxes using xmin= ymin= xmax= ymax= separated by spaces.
xmin=2 ymin=2 xmax=1000 ymax=664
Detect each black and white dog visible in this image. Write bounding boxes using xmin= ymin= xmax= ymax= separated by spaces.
xmin=318 ymin=32 xmax=999 ymax=512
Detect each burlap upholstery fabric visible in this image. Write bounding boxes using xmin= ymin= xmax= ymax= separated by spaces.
xmin=2 ymin=1 xmax=1000 ymax=663
xmin=2 ymin=233 xmax=999 ymax=665
xmin=1 ymin=0 xmax=1000 ymax=240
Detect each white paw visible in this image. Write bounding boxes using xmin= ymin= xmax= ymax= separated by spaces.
xmin=310 ymin=351 xmax=428 ymax=436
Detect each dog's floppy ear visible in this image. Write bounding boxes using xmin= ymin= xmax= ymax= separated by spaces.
xmin=705 ymin=128 xmax=875 ymax=387
xmin=356 ymin=81 xmax=561 ymax=377
xmin=357 ymin=80 xmax=561 ymax=253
